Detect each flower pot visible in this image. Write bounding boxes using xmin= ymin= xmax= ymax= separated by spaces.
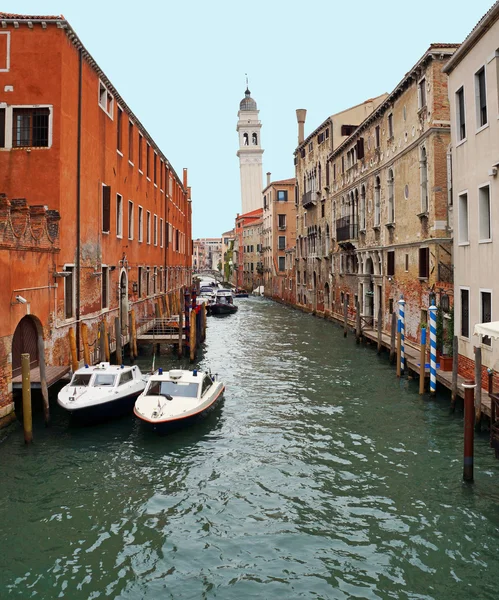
xmin=440 ymin=355 xmax=453 ymax=372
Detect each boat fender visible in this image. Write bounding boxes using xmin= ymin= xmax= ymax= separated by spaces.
xmin=193 ymin=369 xmax=197 ymax=376
xmin=158 ymin=368 xmax=163 ymax=375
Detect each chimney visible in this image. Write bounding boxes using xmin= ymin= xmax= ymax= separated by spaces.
xmin=183 ymin=168 xmax=188 ymax=189
xmin=296 ymin=109 xmax=307 ymax=145
xmin=266 ymin=172 xmax=271 ymax=187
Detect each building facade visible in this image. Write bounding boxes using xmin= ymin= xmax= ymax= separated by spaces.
xmin=193 ymin=238 xmax=222 ymax=272
xmin=0 ymin=13 xmax=192 ymax=425
xmin=443 ymin=2 xmax=499 ymax=382
xmin=236 ymin=88 xmax=264 ymax=214
xmin=232 ymin=209 xmax=263 ymax=290
xmin=262 ymin=175 xmax=296 ymax=299
xmin=294 ymin=95 xmax=387 ymax=314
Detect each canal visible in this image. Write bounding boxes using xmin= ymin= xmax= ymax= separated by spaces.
xmin=1 ymin=297 xmax=499 ymax=599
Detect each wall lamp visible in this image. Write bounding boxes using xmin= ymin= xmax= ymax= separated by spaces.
xmin=132 ymin=281 xmax=138 ymax=294
xmin=53 ymin=271 xmax=71 ymax=278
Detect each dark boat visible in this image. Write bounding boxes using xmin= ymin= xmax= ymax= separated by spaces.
xmin=210 ymin=289 xmax=238 ymax=316
xmin=234 ymin=289 xmax=249 ymax=298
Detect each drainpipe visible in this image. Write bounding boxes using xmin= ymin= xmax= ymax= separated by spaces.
xmin=76 ymin=47 xmax=82 ymax=359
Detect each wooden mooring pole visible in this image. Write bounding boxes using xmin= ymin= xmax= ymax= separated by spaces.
xmin=131 ymin=310 xmax=138 ymax=358
xmin=377 ymin=305 xmax=383 ymax=354
xmin=355 ymin=300 xmax=361 ymax=344
xmin=343 ymin=296 xmax=348 ymax=338
xmin=37 ymin=333 xmax=50 ymax=426
xmin=81 ymin=323 xmax=90 ymax=366
xmin=115 ymin=317 xmax=122 ymax=365
xmin=69 ymin=327 xmax=78 ymax=372
xmin=104 ymin=320 xmax=110 ymax=362
xmin=463 ymin=379 xmax=476 ymax=482
xmin=419 ymin=327 xmax=426 ymax=395
xmin=99 ymin=321 xmax=106 ymax=363
xmin=190 ymin=308 xmax=197 ymax=363
xmin=128 ymin=312 xmax=135 ymax=362
xmin=474 ymin=346 xmax=482 ymax=431
xmin=450 ymin=335 xmax=458 ymax=412
xmin=178 ymin=288 xmax=184 ymax=357
xmin=396 ymin=323 xmax=402 ymax=378
xmin=21 ymin=353 xmax=33 ymax=444
xmin=389 ymin=311 xmax=396 ymax=364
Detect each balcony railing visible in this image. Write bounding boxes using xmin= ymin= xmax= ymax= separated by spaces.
xmin=336 ymin=216 xmax=358 ymax=242
xmin=302 ymin=190 xmax=316 ymax=208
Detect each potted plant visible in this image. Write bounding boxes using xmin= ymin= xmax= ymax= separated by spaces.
xmin=439 ymin=306 xmax=454 ymax=372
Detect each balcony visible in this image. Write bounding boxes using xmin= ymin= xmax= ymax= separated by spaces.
xmin=278 ymin=225 xmax=286 ymax=231
xmin=302 ymin=190 xmax=316 ymax=208
xmin=336 ymin=216 xmax=358 ymax=242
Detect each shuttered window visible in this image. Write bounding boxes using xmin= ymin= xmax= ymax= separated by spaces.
xmin=64 ymin=266 xmax=74 ymax=319
xmin=461 ymin=289 xmax=469 ymax=338
xmin=419 ymin=247 xmax=429 ymax=279
xmin=356 ymin=137 xmax=365 ymax=160
xmin=102 ymin=266 xmax=109 ymax=309
xmin=102 ymin=185 xmax=111 ymax=233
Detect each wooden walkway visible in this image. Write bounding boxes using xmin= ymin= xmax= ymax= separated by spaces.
xmin=12 ymin=365 xmax=70 ymax=390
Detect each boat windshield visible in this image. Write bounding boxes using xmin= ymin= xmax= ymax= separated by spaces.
xmin=147 ymin=380 xmax=199 ymax=398
xmin=93 ymin=374 xmax=116 ymax=387
xmin=71 ymin=373 xmax=92 ymax=386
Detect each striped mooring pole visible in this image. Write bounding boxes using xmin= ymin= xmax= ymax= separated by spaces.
xmin=398 ymin=295 xmax=406 ymax=375
xmin=429 ymin=303 xmax=438 ymax=395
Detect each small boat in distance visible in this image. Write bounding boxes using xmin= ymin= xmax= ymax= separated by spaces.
xmin=210 ymin=289 xmax=238 ymax=315
xmin=57 ymin=362 xmax=148 ymax=421
xmin=234 ymin=288 xmax=249 ymax=298
xmin=134 ymin=368 xmax=225 ymax=433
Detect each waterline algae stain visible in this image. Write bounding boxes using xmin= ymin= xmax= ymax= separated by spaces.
xmin=1 ymin=298 xmax=499 ymax=598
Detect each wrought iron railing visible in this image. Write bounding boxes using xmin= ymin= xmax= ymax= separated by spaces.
xmin=336 ymin=216 xmax=358 ymax=242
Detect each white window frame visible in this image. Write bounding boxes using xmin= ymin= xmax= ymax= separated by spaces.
xmin=153 ymin=214 xmax=158 ymax=246
xmin=7 ymin=104 xmax=54 ymax=149
xmin=456 ymin=85 xmax=467 ymax=144
xmin=0 ymin=31 xmax=11 ymax=72
xmin=458 ymin=190 xmax=469 ymax=245
xmin=128 ymin=200 xmax=134 ymax=241
xmin=474 ymin=65 xmax=488 ymax=132
xmin=160 ymin=218 xmax=164 ymax=248
xmin=479 ymin=288 xmax=493 ymax=347
xmin=98 ymin=79 xmax=114 ymax=119
xmin=146 ymin=211 xmax=151 ymax=244
xmin=478 ymin=183 xmax=492 ymax=243
xmin=138 ymin=206 xmax=143 ymax=243
xmin=116 ymin=193 xmax=123 ymax=239
xmin=418 ymin=77 xmax=427 ymax=109
xmin=460 ymin=286 xmax=471 ymax=340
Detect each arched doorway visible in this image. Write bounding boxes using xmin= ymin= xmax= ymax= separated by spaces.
xmin=12 ymin=316 xmax=40 ymax=378
xmin=119 ymin=270 xmax=128 ymax=333
xmin=324 ymin=282 xmax=330 ymax=310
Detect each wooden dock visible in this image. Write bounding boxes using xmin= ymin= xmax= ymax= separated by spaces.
xmin=12 ymin=365 xmax=70 ymax=390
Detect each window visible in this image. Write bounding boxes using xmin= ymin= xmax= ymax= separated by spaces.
xmin=360 ymin=185 xmax=366 ymax=230
xmin=418 ymin=78 xmax=427 ymax=109
xmin=458 ymin=192 xmax=469 ymax=243
xmin=341 ymin=124 xmax=357 ymax=136
xmin=64 ymin=265 xmax=74 ymax=319
xmin=481 ymin=290 xmax=492 ymax=345
xmin=0 ymin=108 xmax=5 ymax=147
xmin=461 ymin=288 xmax=469 ymax=338
xmin=418 ymin=247 xmax=429 ymax=279
xmin=420 ymin=146 xmax=428 ymax=213
xmin=387 ymin=169 xmax=395 ymax=223
xmin=116 ymin=194 xmax=123 ymax=238
xmin=375 ymin=125 xmax=380 ymax=148
xmin=478 ymin=185 xmax=491 ymax=241
xmin=389 ymin=299 xmax=394 ymax=314
xmin=102 ymin=266 xmax=109 ymax=309
xmin=146 ymin=211 xmax=151 ymax=244
xmin=341 ymin=156 xmax=345 ymax=173
xmin=160 ymin=218 xmax=163 ymax=247
xmin=405 ymin=254 xmax=409 ymax=272
xmin=278 ymin=256 xmax=285 ymax=271
xmin=98 ymin=80 xmax=113 ymax=117
xmin=12 ymin=107 xmax=50 ymax=147
xmin=119 ymin=371 xmax=133 ymax=385
xmin=277 ymin=190 xmax=288 ymax=202
xmin=278 ymin=236 xmax=286 ymax=250
xmin=388 ymin=113 xmax=394 ymax=139
xmin=475 ymin=67 xmax=487 ymax=128
xmin=278 ymin=214 xmax=286 ymax=229
xmin=146 ymin=144 xmax=150 ymax=178
xmin=387 ymin=251 xmax=395 ymax=276
xmin=138 ymin=266 xmax=143 ymax=297
xmin=128 ymin=201 xmax=134 ymax=240
xmin=102 ymin=184 xmax=111 ymax=233
xmin=146 ymin=268 xmax=150 ymax=295
xmin=153 ymin=214 xmax=158 ymax=246
xmin=138 ymin=134 xmax=143 ymax=171
xmin=308 ymin=141 xmax=313 ymax=152
xmin=0 ymin=31 xmax=11 ymax=72
xmin=321 ymin=202 xmax=325 ymax=218
xmin=456 ymin=87 xmax=466 ymax=141
xmin=128 ymin=121 xmax=134 ymax=162
xmin=160 ymin=160 xmax=163 ymax=190
xmin=138 ymin=206 xmax=143 ymax=242
xmin=117 ymin=107 xmax=123 ymax=153
xmin=202 ymin=376 xmax=213 ymax=396
xmin=356 ymin=137 xmax=365 ymax=160
xmin=154 ymin=153 xmax=157 ymax=185
xmin=153 ymin=267 xmax=157 ymax=294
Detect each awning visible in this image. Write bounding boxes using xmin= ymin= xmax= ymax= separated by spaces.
xmin=473 ymin=321 xmax=499 ymax=340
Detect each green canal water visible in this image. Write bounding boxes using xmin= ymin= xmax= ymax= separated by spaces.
xmin=1 ymin=297 xmax=499 ymax=599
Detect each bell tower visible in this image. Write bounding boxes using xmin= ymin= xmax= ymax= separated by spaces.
xmin=236 ymin=87 xmax=264 ymax=213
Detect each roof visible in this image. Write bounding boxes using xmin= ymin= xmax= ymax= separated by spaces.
xmin=329 ymin=43 xmax=458 ymax=161
xmin=239 ymin=88 xmax=257 ymax=111
xmin=474 ymin=321 xmax=499 ymax=339
xmin=262 ymin=177 xmax=296 ymax=193
xmin=443 ymin=1 xmax=499 ymax=74
xmin=0 ymin=12 xmax=186 ymax=190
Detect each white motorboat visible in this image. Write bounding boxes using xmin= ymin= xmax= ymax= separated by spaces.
xmin=57 ymin=362 xmax=148 ymax=420
xmin=134 ymin=368 xmax=224 ymax=433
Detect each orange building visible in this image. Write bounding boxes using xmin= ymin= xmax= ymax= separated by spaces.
xmin=233 ymin=209 xmax=263 ymax=291
xmin=0 ymin=13 xmax=192 ymax=427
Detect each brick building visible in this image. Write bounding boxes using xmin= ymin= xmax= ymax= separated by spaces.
xmin=262 ymin=174 xmax=296 ymax=299
xmin=294 ymin=96 xmax=387 ymax=313
xmin=193 ymin=238 xmax=222 ymax=272
xmin=0 ymin=13 xmax=192 ymax=426
xmin=324 ymin=44 xmax=456 ymax=343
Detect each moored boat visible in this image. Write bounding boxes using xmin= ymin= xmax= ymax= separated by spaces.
xmin=57 ymin=362 xmax=148 ymax=421
xmin=134 ymin=368 xmax=225 ymax=433
xmin=210 ymin=289 xmax=238 ymax=315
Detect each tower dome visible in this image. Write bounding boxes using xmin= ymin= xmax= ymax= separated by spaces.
xmin=239 ymin=88 xmax=257 ymax=111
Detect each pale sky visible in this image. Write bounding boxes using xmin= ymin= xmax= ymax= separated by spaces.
xmin=5 ymin=0 xmax=494 ymax=238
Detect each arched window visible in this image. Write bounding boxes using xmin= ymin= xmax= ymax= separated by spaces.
xmin=243 ymin=133 xmax=249 ymax=146
xmin=252 ymin=133 xmax=258 ymax=145
xmin=318 ymin=162 xmax=322 ymax=190
xmin=374 ymin=176 xmax=381 ymax=226
xmin=360 ymin=185 xmax=366 ymax=230
xmin=420 ymin=146 xmax=428 ymax=213
xmin=388 ymin=169 xmax=395 ymax=223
